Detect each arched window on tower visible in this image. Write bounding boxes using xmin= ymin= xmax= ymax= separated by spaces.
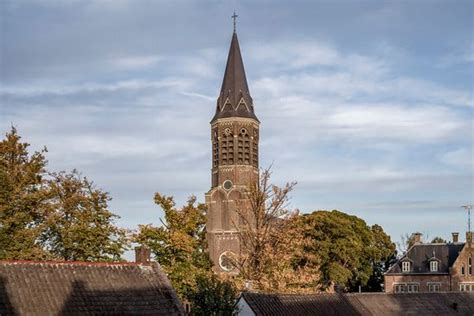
xmin=238 ymin=128 xmax=250 ymax=165
xmin=221 ymin=128 xmax=234 ymax=165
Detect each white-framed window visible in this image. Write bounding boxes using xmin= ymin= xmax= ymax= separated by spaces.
xmin=407 ymin=283 xmax=419 ymax=293
xmin=460 ymin=283 xmax=474 ymax=292
xmin=402 ymin=261 xmax=411 ymax=272
xmin=430 ymin=261 xmax=439 ymax=272
xmin=428 ymin=282 xmax=441 ymax=292
xmin=394 ymin=283 xmax=406 ymax=293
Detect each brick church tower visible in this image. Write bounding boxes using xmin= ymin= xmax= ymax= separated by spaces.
xmin=205 ymin=27 xmax=259 ymax=273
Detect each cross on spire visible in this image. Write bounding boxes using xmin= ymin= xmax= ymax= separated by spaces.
xmin=232 ymin=11 xmax=238 ymax=33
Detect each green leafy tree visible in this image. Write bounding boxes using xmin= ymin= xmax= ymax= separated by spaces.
xmin=135 ymin=194 xmax=211 ymax=298
xmin=297 ymin=210 xmax=395 ymax=292
xmin=431 ymin=236 xmax=446 ymax=243
xmin=0 ymin=127 xmax=51 ymax=259
xmin=43 ymin=170 xmax=128 ymax=261
xmin=135 ymin=194 xmax=237 ymax=314
xmin=0 ymin=127 xmax=128 ymax=261
xmin=187 ymin=273 xmax=238 ymax=316
xmin=363 ymin=224 xmax=397 ymax=292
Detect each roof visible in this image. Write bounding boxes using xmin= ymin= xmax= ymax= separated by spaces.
xmin=239 ymin=292 xmax=474 ymax=315
xmin=0 ymin=260 xmax=184 ymax=315
xmin=386 ymin=242 xmax=465 ymax=274
xmin=212 ymin=31 xmax=258 ymax=123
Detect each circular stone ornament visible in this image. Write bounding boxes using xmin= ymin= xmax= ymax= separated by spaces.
xmin=223 ymin=180 xmax=233 ymax=190
xmin=219 ymin=251 xmax=237 ymax=271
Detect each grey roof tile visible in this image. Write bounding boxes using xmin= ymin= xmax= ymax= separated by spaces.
xmin=0 ymin=261 xmax=184 ymax=315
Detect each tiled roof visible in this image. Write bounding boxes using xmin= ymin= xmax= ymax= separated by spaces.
xmin=387 ymin=243 xmax=465 ymax=274
xmin=240 ymin=292 xmax=474 ymax=315
xmin=240 ymin=292 xmax=360 ymax=315
xmin=0 ymin=260 xmax=184 ymax=315
xmin=212 ymin=32 xmax=258 ymax=123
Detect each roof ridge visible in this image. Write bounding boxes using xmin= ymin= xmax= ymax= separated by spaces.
xmin=0 ymin=259 xmax=146 ymax=266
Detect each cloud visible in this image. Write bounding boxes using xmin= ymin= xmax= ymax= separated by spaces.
xmin=0 ymin=79 xmax=192 ymax=97
xmin=110 ymin=55 xmax=162 ymax=69
xmin=1 ymin=1 xmax=472 ymax=248
xmin=440 ymin=148 xmax=474 ymax=169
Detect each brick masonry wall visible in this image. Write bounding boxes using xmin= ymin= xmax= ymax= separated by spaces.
xmin=451 ymin=242 xmax=474 ymax=290
xmin=385 ymin=274 xmax=451 ymax=293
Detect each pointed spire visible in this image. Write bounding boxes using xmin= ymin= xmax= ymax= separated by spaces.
xmin=212 ymin=30 xmax=258 ymax=123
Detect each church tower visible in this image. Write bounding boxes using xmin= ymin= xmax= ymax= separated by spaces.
xmin=205 ymin=24 xmax=259 ymax=273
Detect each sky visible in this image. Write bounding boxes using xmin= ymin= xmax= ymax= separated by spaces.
xmin=1 ymin=0 xmax=473 ymax=251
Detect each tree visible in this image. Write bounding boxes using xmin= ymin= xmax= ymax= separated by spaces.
xmin=234 ymin=168 xmax=319 ymax=293
xmin=0 ymin=127 xmax=51 ymax=259
xmin=431 ymin=236 xmax=446 ymax=243
xmin=134 ymin=194 xmax=211 ymax=298
xmin=363 ymin=224 xmax=397 ymax=292
xmin=0 ymin=127 xmax=128 ymax=261
xmin=297 ymin=210 xmax=396 ymax=292
xmin=43 ymin=170 xmax=128 ymax=261
xmin=135 ymin=194 xmax=237 ymax=314
xmin=187 ymin=273 xmax=237 ymax=316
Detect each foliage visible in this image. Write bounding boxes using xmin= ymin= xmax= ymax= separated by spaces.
xmin=0 ymin=127 xmax=128 ymax=261
xmin=134 ymin=194 xmax=211 ymax=299
xmin=187 ymin=273 xmax=238 ymax=316
xmin=0 ymin=127 xmax=51 ymax=259
xmin=297 ymin=210 xmax=396 ymax=292
xmin=431 ymin=236 xmax=446 ymax=243
xmin=43 ymin=170 xmax=128 ymax=261
xmin=362 ymin=224 xmax=397 ymax=292
xmin=234 ymin=167 xmax=319 ymax=293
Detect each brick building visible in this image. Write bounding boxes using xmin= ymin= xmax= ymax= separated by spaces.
xmin=205 ymin=27 xmax=259 ymax=272
xmin=385 ymin=231 xmax=474 ymax=293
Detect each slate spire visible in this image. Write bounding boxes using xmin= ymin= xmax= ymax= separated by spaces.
xmin=212 ymin=31 xmax=258 ymax=122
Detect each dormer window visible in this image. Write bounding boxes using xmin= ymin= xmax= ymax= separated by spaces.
xmin=402 ymin=261 xmax=411 ymax=272
xmin=430 ymin=261 xmax=438 ymax=272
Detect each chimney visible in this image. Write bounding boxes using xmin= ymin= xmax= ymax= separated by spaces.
xmin=135 ymin=246 xmax=151 ymax=264
xmin=412 ymin=232 xmax=422 ymax=245
xmin=452 ymin=232 xmax=459 ymax=243
xmin=466 ymin=232 xmax=473 ymax=244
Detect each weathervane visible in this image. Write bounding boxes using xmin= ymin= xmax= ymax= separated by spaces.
xmin=232 ymin=11 xmax=238 ymax=33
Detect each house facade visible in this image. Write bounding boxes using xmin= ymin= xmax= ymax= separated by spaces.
xmin=385 ymin=231 xmax=474 ymax=293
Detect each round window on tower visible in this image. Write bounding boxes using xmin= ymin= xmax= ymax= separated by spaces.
xmin=219 ymin=251 xmax=237 ymax=272
xmin=224 ymin=128 xmax=232 ymax=136
xmin=223 ymin=180 xmax=233 ymax=190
